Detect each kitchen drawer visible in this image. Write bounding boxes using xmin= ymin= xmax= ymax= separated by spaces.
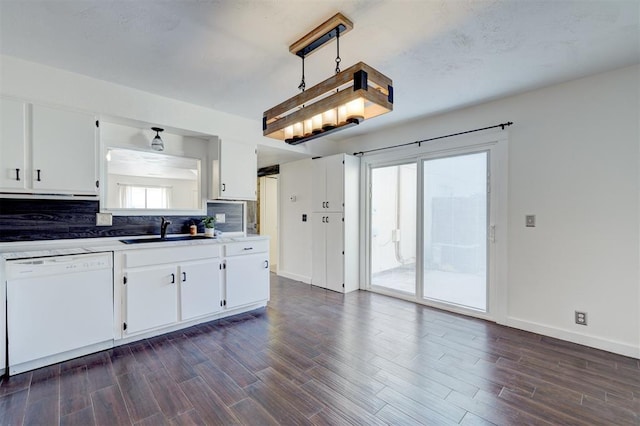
xmin=125 ymin=245 xmax=221 ymax=268
xmin=225 ymin=240 xmax=268 ymax=256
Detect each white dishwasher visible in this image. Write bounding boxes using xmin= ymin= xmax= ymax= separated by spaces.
xmin=6 ymin=252 xmax=114 ymax=375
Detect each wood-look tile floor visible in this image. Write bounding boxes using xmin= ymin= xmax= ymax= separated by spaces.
xmin=1 ymin=273 xmax=639 ymax=425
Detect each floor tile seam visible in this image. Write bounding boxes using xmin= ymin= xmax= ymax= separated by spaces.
xmin=493 ymin=357 xmax=611 ymax=402
xmin=492 ymin=389 xmax=575 ymax=425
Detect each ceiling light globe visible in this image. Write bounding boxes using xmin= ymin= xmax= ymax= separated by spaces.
xmin=151 ymin=136 xmax=164 ymax=151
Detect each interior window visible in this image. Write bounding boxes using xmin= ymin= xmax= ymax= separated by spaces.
xmin=119 ymin=185 xmax=170 ymax=209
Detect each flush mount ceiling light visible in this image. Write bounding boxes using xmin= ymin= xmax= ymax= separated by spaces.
xmin=263 ymin=13 xmax=393 ymax=145
xmin=151 ymin=127 xmax=164 ymax=151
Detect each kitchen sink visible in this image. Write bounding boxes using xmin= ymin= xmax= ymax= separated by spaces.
xmin=120 ymin=235 xmax=213 ymax=244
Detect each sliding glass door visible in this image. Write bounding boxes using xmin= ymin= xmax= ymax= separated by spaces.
xmin=422 ymin=152 xmax=488 ymax=311
xmin=367 ymin=144 xmax=499 ymax=317
xmin=370 ymin=162 xmax=417 ymax=295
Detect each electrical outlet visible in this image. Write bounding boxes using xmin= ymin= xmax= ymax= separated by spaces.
xmin=526 ymin=215 xmax=536 ymax=227
xmin=575 ymin=311 xmax=587 ymax=326
xmin=215 ymin=213 xmax=226 ymax=223
xmin=96 ymin=213 xmax=112 ymax=226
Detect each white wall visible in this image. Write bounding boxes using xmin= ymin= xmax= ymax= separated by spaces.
xmin=0 ymin=54 xmax=320 ymax=159
xmin=278 ymin=159 xmax=313 ymax=283
xmin=339 ymin=65 xmax=640 ymax=358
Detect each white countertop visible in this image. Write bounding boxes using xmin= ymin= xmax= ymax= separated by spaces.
xmin=0 ymin=234 xmax=269 ymax=260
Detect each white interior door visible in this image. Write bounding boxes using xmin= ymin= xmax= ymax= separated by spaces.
xmin=259 ymin=175 xmax=279 ymax=271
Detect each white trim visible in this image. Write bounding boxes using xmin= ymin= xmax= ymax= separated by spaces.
xmin=277 ymin=271 xmax=311 ymax=284
xmin=506 ymin=317 xmax=640 ymax=359
xmin=114 ymin=304 xmax=267 ymax=346
xmin=371 ymin=285 xmax=495 ymax=322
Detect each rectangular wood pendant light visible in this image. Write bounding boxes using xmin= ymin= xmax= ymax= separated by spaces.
xmin=263 ymin=13 xmax=393 ymax=145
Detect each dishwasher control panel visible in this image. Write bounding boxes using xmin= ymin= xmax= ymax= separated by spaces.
xmin=6 ymin=253 xmax=112 ymax=279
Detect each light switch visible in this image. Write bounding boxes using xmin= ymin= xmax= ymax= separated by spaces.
xmin=525 ymin=215 xmax=536 ymax=227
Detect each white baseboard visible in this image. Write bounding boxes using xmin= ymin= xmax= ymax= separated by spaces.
xmin=277 ymin=270 xmax=311 ymax=284
xmin=506 ymin=317 xmax=639 ymax=359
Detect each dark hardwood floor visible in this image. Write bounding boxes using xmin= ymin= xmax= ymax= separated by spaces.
xmin=1 ymin=273 xmax=639 ymax=425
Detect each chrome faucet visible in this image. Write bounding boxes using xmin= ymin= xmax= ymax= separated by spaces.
xmin=160 ymin=217 xmax=171 ymax=239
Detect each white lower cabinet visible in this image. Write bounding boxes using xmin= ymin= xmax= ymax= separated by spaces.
xmin=125 ymin=265 xmax=179 ymax=335
xmin=223 ymin=239 xmax=270 ymax=309
xmin=117 ymin=239 xmax=269 ymax=341
xmin=225 ymin=254 xmax=270 ymax=309
xmin=122 ymin=245 xmax=222 ymax=337
xmin=180 ymin=258 xmax=222 ymax=321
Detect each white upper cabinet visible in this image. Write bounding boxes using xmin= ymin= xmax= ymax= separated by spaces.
xmin=0 ymin=99 xmax=97 ymax=195
xmin=0 ymin=98 xmax=26 ymax=190
xmin=312 ymin=154 xmax=345 ymax=212
xmin=32 ymin=104 xmax=97 ymax=194
xmin=209 ymin=138 xmax=257 ymax=201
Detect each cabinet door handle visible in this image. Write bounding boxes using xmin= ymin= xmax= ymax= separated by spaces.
xmin=36 ymin=169 xmax=41 ymax=182
xmin=170 ymin=273 xmax=175 ymax=284
xmin=243 ymin=247 xmax=253 ymax=251
xmin=264 ymin=260 xmax=269 ymax=269
xmin=222 ymin=183 xmax=226 ymax=192
xmin=15 ymin=168 xmax=20 ymax=181
xmin=182 ymin=272 xmax=187 ymax=282
xmin=326 ymin=201 xmax=329 ymax=209
xmin=326 ymin=216 xmax=329 ymax=223
xmin=321 ymin=216 xmax=325 ymax=223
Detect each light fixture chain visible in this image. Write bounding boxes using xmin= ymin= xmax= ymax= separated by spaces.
xmin=298 ymin=55 xmax=306 ymax=92
xmin=335 ymin=28 xmax=341 ymax=74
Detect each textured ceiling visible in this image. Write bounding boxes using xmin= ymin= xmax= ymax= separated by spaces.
xmin=1 ymin=0 xmax=639 ymax=151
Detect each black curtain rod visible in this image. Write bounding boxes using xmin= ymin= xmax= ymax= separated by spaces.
xmin=353 ymin=121 xmax=513 ymax=156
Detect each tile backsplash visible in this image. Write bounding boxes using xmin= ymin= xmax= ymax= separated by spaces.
xmin=0 ymin=198 xmax=244 ymax=242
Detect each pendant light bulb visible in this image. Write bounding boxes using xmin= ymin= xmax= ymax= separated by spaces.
xmin=151 ymin=127 xmax=164 ymax=151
